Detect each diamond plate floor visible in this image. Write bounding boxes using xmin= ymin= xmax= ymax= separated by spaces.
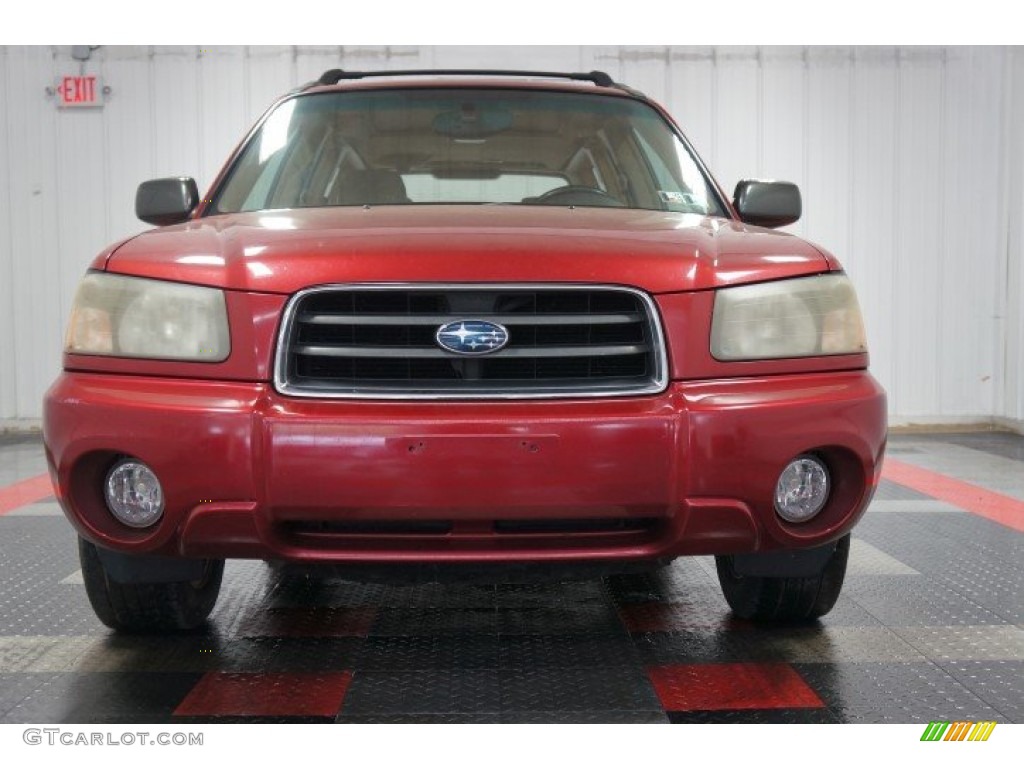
xmin=0 ymin=432 xmax=1021 ymax=724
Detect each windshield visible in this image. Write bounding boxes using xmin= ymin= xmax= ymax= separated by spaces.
xmin=211 ymin=88 xmax=727 ymax=216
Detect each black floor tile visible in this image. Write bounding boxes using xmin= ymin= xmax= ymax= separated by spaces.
xmin=845 ymin=575 xmax=1011 ymax=627
xmin=497 ymin=604 xmax=626 ymax=635
xmin=793 ymin=662 xmax=999 ymax=715
xmin=0 ymin=674 xmax=60 ymax=721
xmin=175 ymin=715 xmax=336 ymax=724
xmin=832 ymin=705 xmax=1002 ymax=724
xmin=934 ymin=660 xmax=1024 ymax=722
xmin=340 ymin=669 xmax=501 ymax=714
xmin=1 ymin=672 xmax=203 ymax=723
xmin=498 ymin=634 xmax=640 ymax=668
xmin=338 ymin=709 xmax=669 ymax=723
xmin=498 ymin=666 xmax=660 ymax=712
xmin=873 ymin=479 xmax=932 ymax=501
xmin=631 ymin=630 xmax=758 ymax=665
xmin=501 ymin=710 xmax=667 ymax=723
xmin=903 ymin=432 xmax=1024 ymax=463
xmin=496 ymin=580 xmax=610 ymax=607
xmin=210 ymin=637 xmax=366 ymax=673
xmin=667 ymin=708 xmax=841 ymax=723
xmin=355 ymin=635 xmax=501 ymax=670
xmin=370 ymin=606 xmax=500 ymax=637
xmin=0 ymin=520 xmax=103 ymax=636
xmin=0 ymin=433 xmax=43 ymax=448
xmin=335 ymin=712 xmax=499 ymax=723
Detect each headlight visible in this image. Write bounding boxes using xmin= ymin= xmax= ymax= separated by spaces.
xmin=711 ymin=273 xmax=867 ymax=361
xmin=65 ymin=273 xmax=229 ymax=361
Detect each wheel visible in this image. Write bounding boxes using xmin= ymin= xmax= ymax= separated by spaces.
xmin=531 ymin=185 xmax=624 ymax=207
xmin=79 ymin=537 xmax=224 ymax=633
xmin=715 ymin=534 xmax=850 ymax=622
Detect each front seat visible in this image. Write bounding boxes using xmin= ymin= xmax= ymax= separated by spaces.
xmin=332 ymin=169 xmax=411 ymax=206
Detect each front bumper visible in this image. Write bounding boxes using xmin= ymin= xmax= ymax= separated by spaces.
xmin=43 ymin=371 xmax=886 ymax=564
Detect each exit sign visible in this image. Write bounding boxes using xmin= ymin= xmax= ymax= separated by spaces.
xmin=54 ymin=75 xmax=103 ymax=108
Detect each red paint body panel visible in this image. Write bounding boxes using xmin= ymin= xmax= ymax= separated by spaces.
xmin=105 ymin=207 xmax=829 ymax=296
xmin=43 ymin=370 xmax=885 ymax=563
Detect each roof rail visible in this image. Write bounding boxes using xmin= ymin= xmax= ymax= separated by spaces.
xmin=315 ymin=68 xmax=618 ymax=89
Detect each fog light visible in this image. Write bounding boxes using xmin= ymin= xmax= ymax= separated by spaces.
xmin=104 ymin=459 xmax=164 ymax=528
xmin=775 ymin=455 xmax=830 ymax=523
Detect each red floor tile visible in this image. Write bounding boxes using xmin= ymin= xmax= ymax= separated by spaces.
xmin=883 ymin=458 xmax=1024 ymax=532
xmin=647 ymin=662 xmax=824 ymax=711
xmin=0 ymin=474 xmax=54 ymax=515
xmin=174 ymin=671 xmax=353 ymax=717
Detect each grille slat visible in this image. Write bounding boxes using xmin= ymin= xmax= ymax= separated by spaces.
xmin=276 ymin=285 xmax=667 ymax=399
xmin=299 ymin=312 xmax=644 ymax=326
xmin=294 ymin=343 xmax=649 ymax=359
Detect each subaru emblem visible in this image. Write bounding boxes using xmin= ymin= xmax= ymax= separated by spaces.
xmin=435 ymin=320 xmax=509 ymax=356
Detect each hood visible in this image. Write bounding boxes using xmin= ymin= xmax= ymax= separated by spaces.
xmin=104 ymin=206 xmax=831 ymax=294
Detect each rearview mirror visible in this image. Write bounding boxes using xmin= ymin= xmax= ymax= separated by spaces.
xmin=136 ymin=177 xmax=199 ymax=226
xmin=733 ymin=180 xmax=801 ymax=228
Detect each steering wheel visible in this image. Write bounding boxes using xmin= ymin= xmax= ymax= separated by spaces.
xmin=532 ymin=185 xmax=624 ymax=208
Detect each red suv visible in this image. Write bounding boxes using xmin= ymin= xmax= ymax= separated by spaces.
xmin=43 ymin=69 xmax=886 ymax=632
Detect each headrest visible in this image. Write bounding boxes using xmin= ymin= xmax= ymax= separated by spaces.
xmin=334 ymin=169 xmax=410 ymax=205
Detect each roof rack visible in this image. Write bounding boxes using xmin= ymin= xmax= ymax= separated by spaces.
xmin=315 ymin=68 xmax=618 ymax=89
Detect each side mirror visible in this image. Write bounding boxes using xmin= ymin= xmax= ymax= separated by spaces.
xmin=136 ymin=177 xmax=199 ymax=226
xmin=733 ymin=180 xmax=801 ymax=228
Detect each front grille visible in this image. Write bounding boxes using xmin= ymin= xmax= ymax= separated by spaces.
xmin=275 ymin=284 xmax=667 ymax=398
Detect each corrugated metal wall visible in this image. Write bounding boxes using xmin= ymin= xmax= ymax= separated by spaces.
xmin=1006 ymin=48 xmax=1024 ymax=430
xmin=0 ymin=45 xmax=1020 ymax=428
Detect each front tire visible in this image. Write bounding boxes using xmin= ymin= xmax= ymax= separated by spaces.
xmin=79 ymin=538 xmax=224 ymax=633
xmin=715 ymin=534 xmax=850 ymax=622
